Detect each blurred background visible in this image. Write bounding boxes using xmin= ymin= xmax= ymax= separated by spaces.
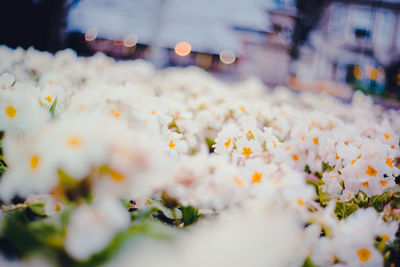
xmin=1 ymin=0 xmax=400 ymax=101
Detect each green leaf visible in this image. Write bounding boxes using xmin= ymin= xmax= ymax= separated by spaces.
xmin=304 ymin=165 xmax=311 ymax=173
xmin=78 ymin=220 xmax=174 ymax=267
xmin=0 ymin=204 xmax=74 ymax=259
xmin=370 ymin=191 xmax=393 ymax=212
xmin=1 ymin=209 xmax=42 ymax=257
xmin=318 ymin=192 xmax=332 ymax=206
xmin=181 ymin=206 xmax=199 ymax=226
xmin=206 ymin=137 xmax=216 ymax=153
xmin=120 ymin=199 xmax=130 ymax=210
xmin=167 ymin=121 xmax=181 ymax=133
xmin=302 ymin=256 xmax=319 ymax=267
xmin=49 ymin=97 xmax=57 ymax=117
xmin=152 ymin=200 xmax=182 ymax=220
xmin=334 ymin=201 xmax=359 ymax=220
xmin=322 ymin=162 xmax=334 ymax=173
xmin=58 ymin=169 xmax=79 ymax=189
xmin=28 ymin=202 xmax=46 ymax=216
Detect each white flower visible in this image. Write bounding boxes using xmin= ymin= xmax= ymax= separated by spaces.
xmin=0 ymin=73 xmax=15 ymax=89
xmin=65 ymin=196 xmax=130 ymax=260
xmin=0 ymin=90 xmax=50 ymax=136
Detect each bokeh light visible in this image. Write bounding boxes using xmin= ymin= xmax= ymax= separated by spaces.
xmin=123 ymin=34 xmax=138 ymax=47
xmin=84 ymin=28 xmax=98 ymax=42
xmin=174 ymin=42 xmax=191 ymax=56
xmin=219 ymin=50 xmax=236 ymax=64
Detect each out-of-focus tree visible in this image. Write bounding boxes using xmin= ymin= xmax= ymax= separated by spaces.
xmin=290 ymin=0 xmax=328 ymax=59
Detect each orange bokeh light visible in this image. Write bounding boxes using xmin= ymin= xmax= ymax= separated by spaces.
xmin=174 ymin=42 xmax=191 ymax=56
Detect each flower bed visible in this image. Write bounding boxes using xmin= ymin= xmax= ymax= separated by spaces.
xmin=0 ymin=46 xmax=399 ymax=267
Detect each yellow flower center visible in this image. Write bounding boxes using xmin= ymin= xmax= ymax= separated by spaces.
xmin=5 ymin=105 xmax=16 ymax=118
xmin=313 ymin=137 xmax=319 ymax=145
xmin=297 ymin=198 xmax=305 ymax=207
xmin=350 ymin=154 xmax=362 ymax=165
xmin=386 ymin=158 xmax=393 ymax=168
xmin=381 ymin=234 xmax=389 ymax=242
xmin=110 ymin=109 xmax=120 ymax=119
xmin=151 ymin=110 xmax=156 ymax=115
xmin=55 ymin=204 xmax=61 ymax=212
xmin=242 ymin=147 xmax=253 ymax=157
xmin=301 ymin=135 xmax=305 ymax=141
xmin=224 ymin=138 xmax=231 ymax=148
xmin=233 ymin=177 xmax=243 ymax=186
xmin=100 ymin=165 xmax=125 ymax=182
xmin=45 ymin=95 xmax=52 ymax=103
xmin=361 ymin=181 xmax=369 ymax=188
xmin=380 ymin=180 xmax=388 ymax=187
xmin=292 ymin=154 xmax=299 ymax=161
xmin=357 ymin=248 xmax=371 ymax=262
xmin=67 ymin=137 xmax=82 ymax=148
xmin=247 ymin=130 xmax=254 ymax=139
xmin=169 ymin=140 xmax=176 ymax=149
xmin=252 ymin=171 xmax=262 ymax=183
xmin=366 ymin=165 xmax=377 ymax=177
xmin=272 ymin=140 xmax=277 ymax=148
xmin=108 ymin=168 xmax=124 ymax=182
xmin=30 ymin=155 xmax=40 ymax=170
xmin=384 ymin=133 xmax=390 ymax=140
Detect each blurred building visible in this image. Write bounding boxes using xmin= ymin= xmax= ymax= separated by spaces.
xmin=67 ymin=0 xmax=273 ymax=71
xmin=66 ymin=0 xmax=299 ymax=81
xmin=291 ymin=0 xmax=400 ymax=97
xmin=239 ymin=7 xmax=296 ymax=86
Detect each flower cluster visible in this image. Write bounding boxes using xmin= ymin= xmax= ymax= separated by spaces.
xmin=0 ymin=47 xmax=399 ymax=267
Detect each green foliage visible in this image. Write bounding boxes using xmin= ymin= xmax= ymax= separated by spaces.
xmin=168 ymin=120 xmax=181 ymax=134
xmin=151 ymin=199 xmax=183 ymax=221
xmin=384 ymin=238 xmax=400 ymax=267
xmin=334 ymin=201 xmax=359 ymax=220
xmin=0 ymin=204 xmax=74 ymax=263
xmin=147 ymin=196 xmax=200 ymax=227
xmin=77 ymin=220 xmax=174 ymax=267
xmin=0 ymin=136 xmax=6 ymax=177
xmin=370 ymin=191 xmax=393 ymax=212
xmin=302 ymin=256 xmax=319 ymax=267
xmin=322 ymin=162 xmax=334 ymax=173
xmin=0 ymin=200 xmax=176 ymax=267
xmin=58 ymin=169 xmax=79 ymax=189
xmin=307 ymin=178 xmax=331 ymax=206
xmin=181 ymin=206 xmax=199 ymax=227
xmin=206 ymin=137 xmax=216 ymax=153
xmin=304 ymin=165 xmax=311 ymax=174
xmin=57 ymin=170 xmax=92 ymax=202
xmin=50 ymin=97 xmax=57 ymax=117
xmin=28 ymin=202 xmax=46 ymax=216
xmin=0 ymin=158 xmax=6 ymax=177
